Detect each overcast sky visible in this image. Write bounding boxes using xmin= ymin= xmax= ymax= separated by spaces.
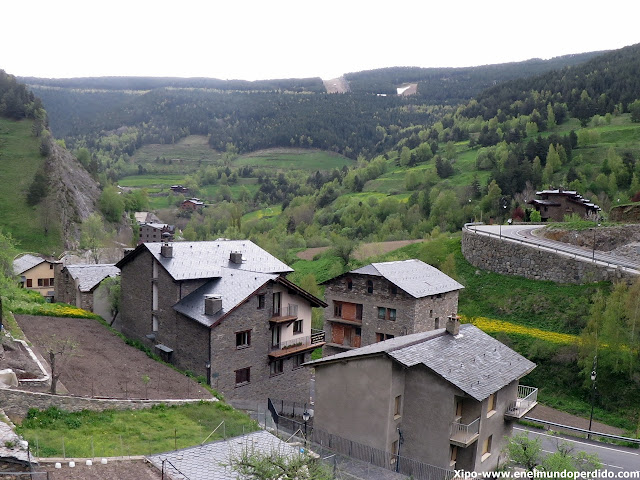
xmin=2 ymin=0 xmax=638 ymax=81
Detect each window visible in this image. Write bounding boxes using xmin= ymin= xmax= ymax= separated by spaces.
xmin=257 ymin=294 xmax=265 ymax=310
xmin=346 ymin=277 xmax=353 ymax=290
xmin=429 ymin=309 xmax=433 ymax=317
xmin=334 ymin=302 xmax=342 ymax=318
xmin=367 ymin=280 xmax=373 ymax=294
xmin=390 ymin=440 xmax=398 ymax=464
xmin=487 ymin=393 xmax=496 ymax=417
xmin=435 ymin=318 xmax=440 ymax=329
xmin=377 ymin=307 xmax=397 ymax=321
xmin=236 ymin=330 xmax=251 ymax=348
xmin=394 ymin=395 xmax=402 ymax=418
xmin=450 ymin=446 xmax=458 ymax=468
xmin=355 ymin=304 xmax=363 ymax=320
xmin=482 ymin=435 xmax=492 ymax=461
xmin=293 ymin=319 xmax=303 ymax=334
xmin=152 ymin=315 xmax=159 ymax=332
xmin=376 ymin=332 xmax=394 ymax=342
xmin=235 ymin=367 xmax=250 ymax=386
xmin=273 ymin=292 xmax=281 ymax=316
xmin=26 ymin=279 xmax=32 ymax=288
xmin=37 ymin=278 xmax=52 ymax=287
xmin=49 ymin=263 xmax=54 ymax=270
xmin=50 ymin=277 xmax=54 ymax=286
xmin=293 ymin=353 xmax=305 ymax=369
xmin=269 ymin=360 xmax=283 ymax=376
xmin=389 ymin=284 xmax=397 ymax=295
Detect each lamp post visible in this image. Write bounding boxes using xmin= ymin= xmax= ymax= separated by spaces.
xmin=302 ymin=410 xmax=310 ymax=449
xmin=588 ymin=355 xmax=597 ymax=440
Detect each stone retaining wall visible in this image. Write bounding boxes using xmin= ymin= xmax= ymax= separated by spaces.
xmin=0 ymin=388 xmax=214 ymax=418
xmin=461 ymin=227 xmax=636 ymax=284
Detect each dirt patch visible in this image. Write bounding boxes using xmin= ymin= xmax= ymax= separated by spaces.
xmin=14 ymin=315 xmax=212 ymax=400
xmin=296 ymin=240 xmax=424 ymax=262
xmin=323 ymin=77 xmax=350 ymax=94
xmin=36 ymin=459 xmax=161 ymax=480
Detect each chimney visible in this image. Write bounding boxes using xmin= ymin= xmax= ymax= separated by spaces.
xmin=160 ymin=233 xmax=173 ymax=258
xmin=204 ymin=295 xmax=222 ymax=316
xmin=229 ymin=251 xmax=243 ymax=264
xmin=446 ymin=314 xmax=460 ymax=336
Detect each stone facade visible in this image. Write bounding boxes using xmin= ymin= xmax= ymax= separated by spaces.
xmin=0 ymin=388 xmax=214 ymax=419
xmin=462 ymin=227 xmax=636 ymax=284
xmin=323 ymin=271 xmax=459 ymax=356
xmin=54 ymin=265 xmax=93 ymax=311
xmin=118 ymin=246 xmax=320 ymax=405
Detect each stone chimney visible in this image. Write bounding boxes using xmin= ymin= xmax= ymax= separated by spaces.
xmin=446 ymin=314 xmax=460 ymax=336
xmin=229 ymin=251 xmax=243 ymax=264
xmin=160 ymin=233 xmax=173 ymax=258
xmin=204 ymin=295 xmax=223 ymax=316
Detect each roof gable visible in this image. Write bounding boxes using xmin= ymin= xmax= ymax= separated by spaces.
xmin=13 ymin=254 xmax=58 ymax=275
xmin=64 ymin=264 xmax=120 ymax=292
xmin=349 ymin=259 xmax=464 ymax=298
xmin=308 ymin=324 xmax=535 ymax=401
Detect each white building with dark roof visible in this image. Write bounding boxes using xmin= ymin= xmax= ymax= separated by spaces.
xmin=307 ymin=317 xmax=537 ymax=473
xmin=321 ymin=259 xmax=464 ymax=355
xmin=115 ymin=240 xmax=327 ymax=407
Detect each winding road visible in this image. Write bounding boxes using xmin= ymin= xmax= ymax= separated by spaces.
xmin=466 ymin=224 xmax=640 ymax=275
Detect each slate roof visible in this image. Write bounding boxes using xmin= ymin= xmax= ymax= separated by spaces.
xmin=348 ymin=259 xmax=464 ymax=298
xmin=307 ymin=324 xmax=535 ymax=401
xmin=13 ymin=254 xmax=59 ymax=276
xmin=64 ymin=264 xmax=120 ymax=292
xmin=174 ymin=269 xmax=278 ymax=327
xmin=146 ymin=430 xmax=302 ymax=480
xmin=119 ymin=240 xmax=293 ymax=281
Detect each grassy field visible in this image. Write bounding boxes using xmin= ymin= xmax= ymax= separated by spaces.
xmin=0 ymin=118 xmax=63 ymax=253
xmin=17 ymin=402 xmax=258 ymax=457
xmin=234 ymin=149 xmax=353 ymax=170
xmin=130 ymin=135 xmax=223 ymax=165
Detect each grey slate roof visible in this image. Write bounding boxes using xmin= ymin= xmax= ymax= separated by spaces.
xmin=144 ymin=240 xmax=293 ymax=281
xmin=307 ymin=324 xmax=535 ymax=401
xmin=174 ymin=269 xmax=278 ymax=327
xmin=13 ymin=254 xmax=47 ymax=275
xmin=64 ymin=264 xmax=120 ymax=292
xmin=146 ymin=430 xmax=302 ymax=480
xmin=349 ymin=259 xmax=464 ymax=298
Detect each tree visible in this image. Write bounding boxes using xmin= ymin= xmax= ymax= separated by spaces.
xmin=98 ymin=185 xmax=125 ymax=223
xmin=0 ymin=230 xmax=17 ymax=281
xmin=102 ymin=276 xmax=121 ymax=326
xmin=629 ymin=99 xmax=640 ymax=123
xmin=80 ymin=213 xmax=112 ymax=263
xmin=39 ymin=335 xmax=78 ymax=394
xmin=228 ymin=447 xmax=333 ymax=480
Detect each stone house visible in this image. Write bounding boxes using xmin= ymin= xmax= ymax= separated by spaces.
xmin=115 ymin=239 xmax=326 ymax=406
xmin=528 ymin=188 xmax=600 ymax=222
xmin=55 ymin=264 xmax=120 ymax=320
xmin=13 ymin=254 xmax=60 ymax=301
xmin=180 ymin=198 xmax=204 ymax=211
xmin=322 ymin=259 xmax=463 ymax=356
xmin=307 ymin=317 xmax=537 ymax=473
xmin=138 ymin=222 xmax=175 ymax=244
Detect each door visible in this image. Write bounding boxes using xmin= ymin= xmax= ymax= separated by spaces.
xmin=273 ymin=292 xmax=281 ymax=316
xmin=272 ymin=326 xmax=281 ymax=348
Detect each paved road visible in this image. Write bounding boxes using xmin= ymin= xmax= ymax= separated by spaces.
xmin=467 ymin=224 xmax=640 ymax=274
xmin=514 ymin=426 xmax=640 ymax=472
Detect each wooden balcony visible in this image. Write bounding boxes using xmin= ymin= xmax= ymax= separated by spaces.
xmin=450 ymin=417 xmax=480 ymax=447
xmin=270 ymin=304 xmax=299 ymax=324
xmin=328 ymin=316 xmax=362 ymax=326
xmin=505 ymin=385 xmax=538 ymax=419
xmin=268 ymin=329 xmax=326 ymax=358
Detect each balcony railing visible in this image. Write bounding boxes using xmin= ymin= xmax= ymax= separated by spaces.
xmin=286 ymin=303 xmax=298 ymax=317
xmin=505 ymin=385 xmax=538 ymax=419
xmin=269 ymin=329 xmax=325 ymax=358
xmin=450 ymin=417 xmax=480 ymax=447
xmin=270 ymin=304 xmax=299 ymax=323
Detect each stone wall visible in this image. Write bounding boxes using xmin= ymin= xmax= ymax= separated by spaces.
xmin=461 ymin=227 xmax=636 ymax=284
xmin=0 ymin=388 xmax=214 ymax=418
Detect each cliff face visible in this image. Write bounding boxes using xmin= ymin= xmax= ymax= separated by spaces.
xmin=46 ymin=141 xmax=101 ymax=248
xmin=610 ymin=204 xmax=640 ymax=223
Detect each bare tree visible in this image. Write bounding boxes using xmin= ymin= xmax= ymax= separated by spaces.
xmin=39 ymin=335 xmax=78 ymax=394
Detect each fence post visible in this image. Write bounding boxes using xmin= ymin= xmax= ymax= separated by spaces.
xmin=62 ymin=437 xmax=65 ymax=459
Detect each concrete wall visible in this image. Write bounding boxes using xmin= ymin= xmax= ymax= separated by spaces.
xmin=312 ymin=355 xmax=396 ymax=452
xmin=462 ymin=227 xmax=635 ymax=284
xmin=0 ymin=388 xmax=214 ymax=419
